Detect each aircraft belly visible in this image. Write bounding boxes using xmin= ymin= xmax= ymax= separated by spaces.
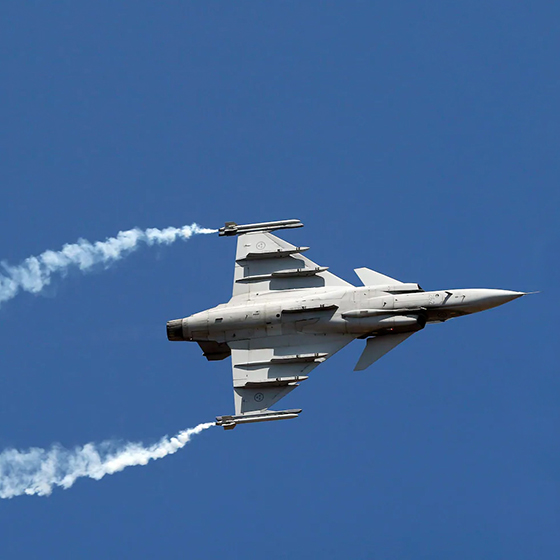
xmin=224 ymin=327 xmax=268 ymax=342
xmin=166 ymin=219 xmax=526 ymax=429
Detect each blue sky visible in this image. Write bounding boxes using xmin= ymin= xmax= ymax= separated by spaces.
xmin=0 ymin=2 xmax=558 ymax=558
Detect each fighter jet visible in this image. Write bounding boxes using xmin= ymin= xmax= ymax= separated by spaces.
xmin=167 ymin=219 xmax=526 ymax=430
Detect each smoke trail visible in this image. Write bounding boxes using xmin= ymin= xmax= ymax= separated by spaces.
xmin=0 ymin=223 xmax=216 ymax=307
xmin=0 ymin=422 xmax=215 ymax=498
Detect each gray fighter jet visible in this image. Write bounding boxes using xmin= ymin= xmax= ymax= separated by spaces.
xmin=167 ymin=219 xmax=526 ymax=430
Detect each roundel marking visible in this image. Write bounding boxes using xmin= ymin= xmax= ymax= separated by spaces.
xmin=254 ymin=392 xmax=264 ymax=402
xmin=256 ymin=241 xmax=266 ymax=250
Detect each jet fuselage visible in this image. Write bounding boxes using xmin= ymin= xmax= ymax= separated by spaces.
xmin=166 ymin=219 xmax=528 ymax=429
xmin=168 ymin=287 xmax=524 ymax=344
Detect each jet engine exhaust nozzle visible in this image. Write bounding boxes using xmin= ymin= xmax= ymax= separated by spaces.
xmin=167 ymin=319 xmax=184 ymax=341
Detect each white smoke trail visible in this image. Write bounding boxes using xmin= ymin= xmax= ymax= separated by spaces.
xmin=0 ymin=422 xmax=215 ymax=498
xmin=0 ymin=223 xmax=216 ymax=307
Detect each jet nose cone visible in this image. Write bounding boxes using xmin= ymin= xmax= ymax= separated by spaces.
xmin=465 ymin=289 xmax=526 ymax=313
xmin=492 ymin=290 xmax=526 ymax=304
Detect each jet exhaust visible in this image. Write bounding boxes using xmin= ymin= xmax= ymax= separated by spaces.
xmin=167 ymin=318 xmax=185 ymax=341
xmin=0 ymin=223 xmax=217 ymax=308
xmin=0 ymin=422 xmax=215 ymax=499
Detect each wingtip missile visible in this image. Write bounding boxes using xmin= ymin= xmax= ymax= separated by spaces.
xmin=218 ymin=219 xmax=303 ymax=237
xmin=215 ymin=409 xmax=302 ymax=430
